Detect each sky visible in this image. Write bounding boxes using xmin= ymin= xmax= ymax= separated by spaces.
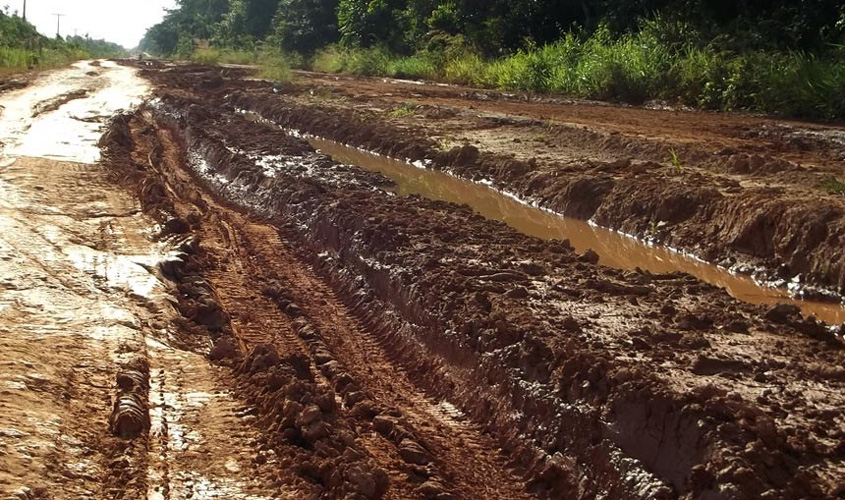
xmin=12 ymin=0 xmax=177 ymax=48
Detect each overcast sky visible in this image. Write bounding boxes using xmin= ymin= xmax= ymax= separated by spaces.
xmin=11 ymin=0 xmax=177 ymax=48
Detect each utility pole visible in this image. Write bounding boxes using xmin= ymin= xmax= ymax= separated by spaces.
xmin=52 ymin=13 xmax=65 ymax=38
xmin=22 ymin=0 xmax=26 ymax=22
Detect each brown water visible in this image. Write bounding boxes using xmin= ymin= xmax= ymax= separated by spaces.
xmin=309 ymin=138 xmax=845 ymax=325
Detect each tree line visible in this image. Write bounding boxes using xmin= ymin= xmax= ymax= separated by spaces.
xmin=141 ymin=0 xmax=844 ymax=57
xmin=139 ymin=1 xmax=845 ymax=120
xmin=1 ymin=9 xmax=124 ymax=70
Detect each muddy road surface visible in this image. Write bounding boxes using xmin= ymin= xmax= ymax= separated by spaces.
xmin=1 ymin=60 xmax=844 ymax=500
xmin=0 ymin=62 xmax=280 ymax=499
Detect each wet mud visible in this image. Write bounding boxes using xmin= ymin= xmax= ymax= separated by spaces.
xmin=0 ymin=77 xmax=28 ymax=94
xmin=0 ymin=62 xmax=283 ymax=500
xmin=213 ymin=70 xmax=845 ymax=301
xmin=99 ymin=63 xmax=845 ymax=499
xmin=307 ymin=138 xmax=845 ymax=325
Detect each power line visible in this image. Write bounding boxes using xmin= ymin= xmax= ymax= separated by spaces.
xmin=52 ymin=13 xmax=65 ymax=38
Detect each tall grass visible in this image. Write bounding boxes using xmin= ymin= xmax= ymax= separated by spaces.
xmin=312 ymin=46 xmax=391 ymax=76
xmin=190 ymin=47 xmax=295 ymax=82
xmin=191 ymin=47 xmax=222 ymax=65
xmin=309 ymin=20 xmax=845 ymax=120
xmin=191 ymin=48 xmax=274 ymax=66
xmin=390 ymin=55 xmax=436 ymax=80
xmin=0 ymin=46 xmax=90 ymax=75
xmin=0 ymin=47 xmax=31 ymax=68
xmin=312 ymin=45 xmax=438 ymax=79
xmin=257 ymin=48 xmax=293 ymax=82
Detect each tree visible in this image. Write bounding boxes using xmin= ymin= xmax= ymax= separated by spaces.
xmin=140 ymin=0 xmax=230 ymax=55
xmin=269 ymin=0 xmax=339 ymax=54
xmin=215 ymin=0 xmax=280 ymax=46
xmin=338 ymin=0 xmax=410 ymax=51
xmin=140 ymin=0 xmax=845 ymax=57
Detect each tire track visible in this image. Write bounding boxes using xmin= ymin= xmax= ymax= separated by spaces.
xmin=235 ymin=222 xmax=536 ymax=500
xmin=183 ymin=180 xmax=537 ymax=499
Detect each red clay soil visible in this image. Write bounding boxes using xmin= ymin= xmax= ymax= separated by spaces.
xmin=209 ymin=68 xmax=845 ymax=299
xmin=101 ymin=63 xmax=845 ymax=500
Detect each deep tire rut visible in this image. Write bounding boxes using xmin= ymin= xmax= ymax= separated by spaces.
xmin=96 ymin=64 xmax=845 ymax=500
xmin=204 ymin=202 xmax=536 ymax=500
xmin=132 ymin=118 xmax=540 ymax=499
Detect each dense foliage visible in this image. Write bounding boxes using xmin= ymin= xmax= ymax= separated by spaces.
xmin=143 ymin=0 xmax=844 ymax=55
xmin=1 ymin=9 xmax=125 ymax=72
xmin=140 ymin=0 xmax=845 ymax=119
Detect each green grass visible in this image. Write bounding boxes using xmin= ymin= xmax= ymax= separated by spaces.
xmin=0 ymin=46 xmax=91 ymax=74
xmin=389 ymin=102 xmax=420 ymax=118
xmin=190 ymin=47 xmax=294 ymax=82
xmin=821 ymin=176 xmax=845 ymax=195
xmin=443 ymin=53 xmax=488 ymax=85
xmin=191 ymin=48 xmax=221 ymax=65
xmin=191 ymin=48 xmax=273 ymax=66
xmin=306 ymin=19 xmax=845 ymax=120
xmin=1 ymin=12 xmax=120 ymax=75
xmin=219 ymin=49 xmax=259 ymax=65
xmin=257 ymin=49 xmax=292 ymax=82
xmin=390 ymin=55 xmax=436 ymax=80
xmin=0 ymin=47 xmax=32 ymax=69
xmin=668 ymin=147 xmax=683 ymax=173
xmin=312 ymin=46 xmax=392 ymax=76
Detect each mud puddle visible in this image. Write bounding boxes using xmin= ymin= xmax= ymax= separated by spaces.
xmin=0 ymin=60 xmax=148 ymax=163
xmin=310 ymin=137 xmax=845 ymax=325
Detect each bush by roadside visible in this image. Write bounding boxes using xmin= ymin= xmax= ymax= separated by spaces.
xmin=310 ymin=21 xmax=845 ymax=120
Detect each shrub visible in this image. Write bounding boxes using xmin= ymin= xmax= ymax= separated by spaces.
xmin=390 ymin=55 xmax=436 ymax=80
xmin=192 ymin=48 xmax=221 ymax=65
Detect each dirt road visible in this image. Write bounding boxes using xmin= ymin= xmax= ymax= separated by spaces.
xmin=1 ymin=61 xmax=844 ymax=500
xmin=0 ymin=62 xmax=279 ymax=499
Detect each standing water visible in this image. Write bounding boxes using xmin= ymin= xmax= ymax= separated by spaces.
xmin=309 ymin=138 xmax=845 ymax=325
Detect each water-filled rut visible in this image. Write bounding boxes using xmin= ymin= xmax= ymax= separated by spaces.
xmin=310 ymin=138 xmax=845 ymax=325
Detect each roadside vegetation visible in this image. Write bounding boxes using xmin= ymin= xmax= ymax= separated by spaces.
xmin=191 ymin=46 xmax=294 ymax=81
xmin=0 ymin=8 xmax=124 ymax=75
xmin=141 ymin=0 xmax=845 ymax=120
